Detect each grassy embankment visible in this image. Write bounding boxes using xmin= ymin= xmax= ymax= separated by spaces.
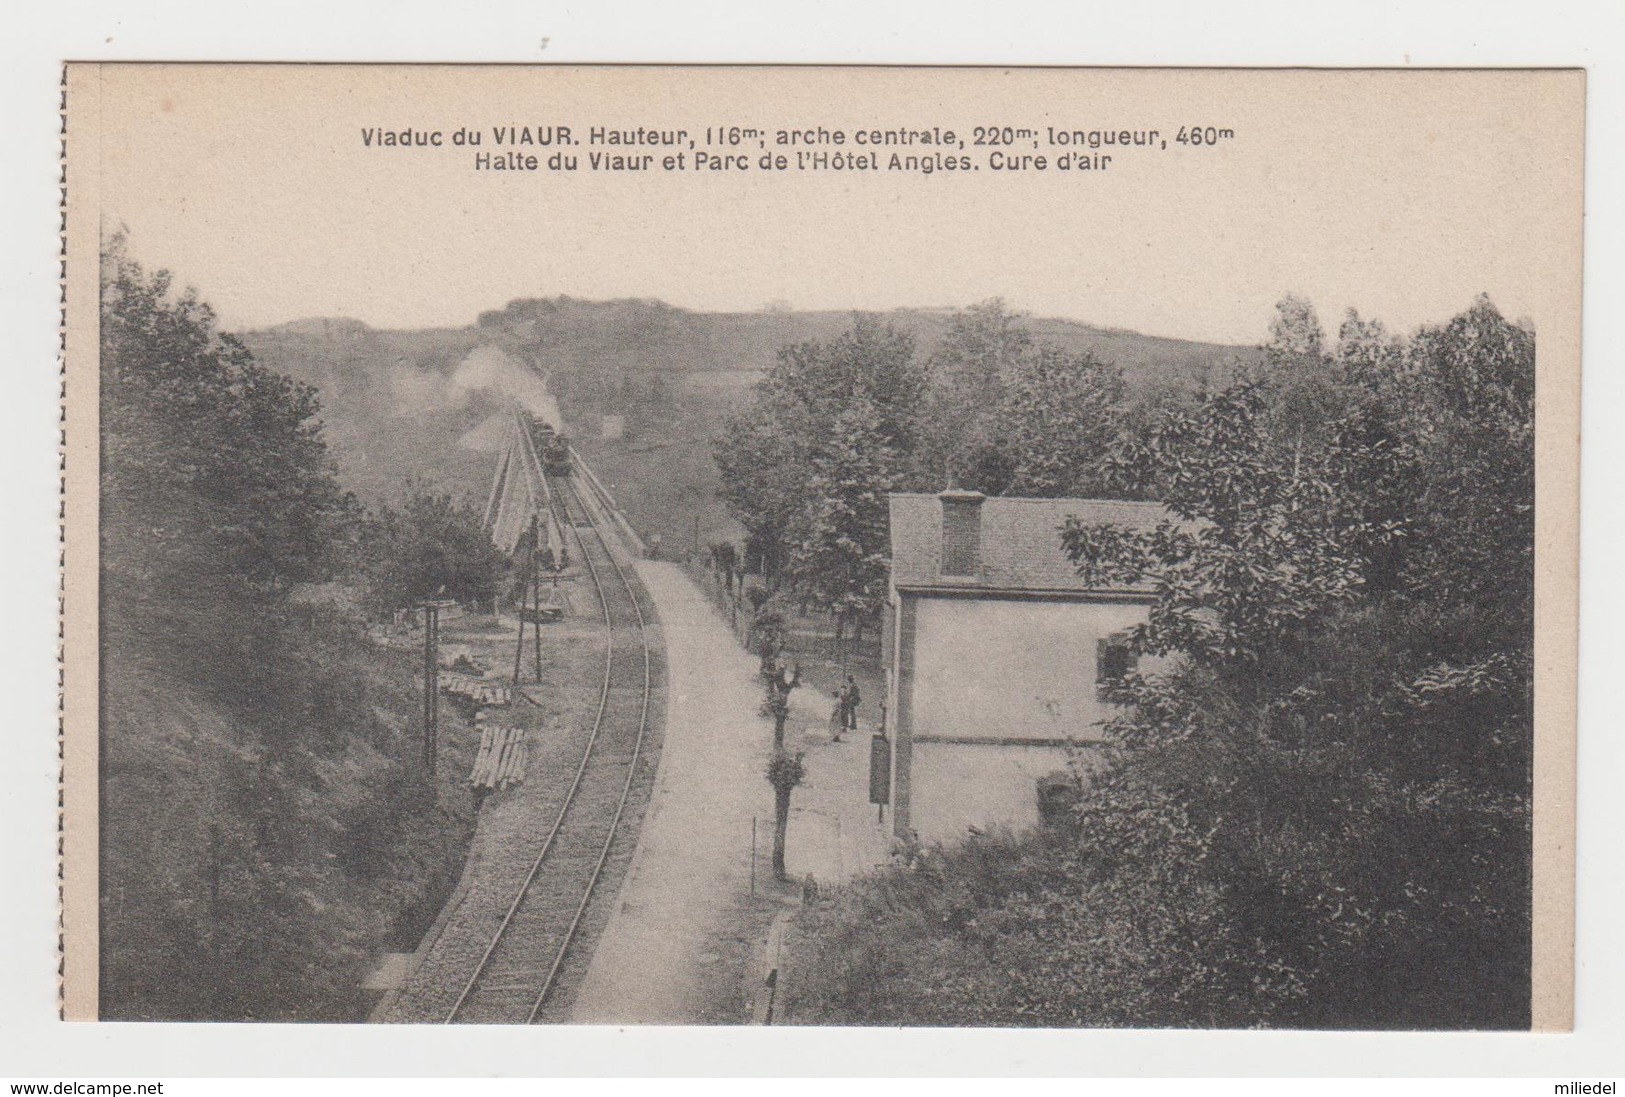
xmin=100 ymin=589 xmax=481 ymax=1022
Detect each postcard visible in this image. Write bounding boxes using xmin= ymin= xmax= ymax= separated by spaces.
xmin=60 ymin=64 xmax=1582 ymax=1031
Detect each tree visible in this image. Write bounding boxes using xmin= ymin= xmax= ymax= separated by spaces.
xmin=914 ymin=300 xmax=1143 ymax=499
xmin=769 ymin=315 xmax=925 ymax=455
xmin=101 ymin=233 xmax=349 ymax=592
xmin=99 ymin=238 xmax=474 ymax=1023
xmin=786 ymin=400 xmax=898 ymax=635
xmin=1062 ymin=375 xmax=1364 ymax=693
xmin=1334 ymin=308 xmax=1407 ymax=395
xmin=749 ymin=592 xmax=790 ymax=666
xmin=1266 ymin=293 xmax=1325 ymax=361
xmin=766 ymin=751 xmax=807 ymax=880
xmin=1401 ymin=294 xmax=1535 ymax=641
xmin=776 ymin=294 xmax=1536 ymax=1029
xmin=715 ymin=315 xmax=924 ymax=602
xmin=917 ymin=299 xmax=1033 ymax=490
xmin=1260 ymin=293 xmax=1359 ymax=471
xmin=714 ymin=390 xmax=806 ymax=581
xmin=359 ymin=482 xmax=509 ymax=612
xmin=1055 ymin=297 xmax=1536 ymax=1027
xmin=995 ymin=347 xmax=1127 ymax=498
xmin=760 ymin=650 xmax=802 ymax=748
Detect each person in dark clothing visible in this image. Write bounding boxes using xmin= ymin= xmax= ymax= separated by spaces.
xmin=841 ymin=675 xmax=861 ymax=732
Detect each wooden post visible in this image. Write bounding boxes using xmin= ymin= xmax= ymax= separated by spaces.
xmin=511 ymin=523 xmax=530 ymax=689
xmin=511 ymin=586 xmax=527 ymax=687
xmin=531 ymin=515 xmax=543 ymax=679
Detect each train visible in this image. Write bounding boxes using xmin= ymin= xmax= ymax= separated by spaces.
xmin=521 ymin=411 xmax=572 ymax=476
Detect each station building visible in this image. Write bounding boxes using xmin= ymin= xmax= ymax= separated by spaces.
xmin=882 ymin=489 xmax=1177 ymax=843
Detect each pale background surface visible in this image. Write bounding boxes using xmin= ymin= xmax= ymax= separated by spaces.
xmin=4 ymin=0 xmax=1620 ymax=1079
xmin=94 ymin=65 xmax=1570 ymax=345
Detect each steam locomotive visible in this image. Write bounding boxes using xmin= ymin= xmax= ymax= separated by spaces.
xmin=521 ymin=411 xmax=572 ymax=476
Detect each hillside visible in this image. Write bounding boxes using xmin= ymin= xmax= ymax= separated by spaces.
xmin=100 ymin=602 xmax=481 ymax=1021
xmin=99 ymin=241 xmax=485 ymax=1021
xmin=241 ymin=299 xmax=1256 ymax=548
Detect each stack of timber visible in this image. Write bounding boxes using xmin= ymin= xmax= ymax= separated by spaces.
xmin=441 ymin=672 xmax=512 ymax=707
xmin=469 ymin=723 xmax=528 ymax=791
xmin=517 ymin=599 xmax=566 ymax=625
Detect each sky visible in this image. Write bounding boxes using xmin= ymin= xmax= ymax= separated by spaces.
xmin=90 ymin=65 xmax=1582 ymax=346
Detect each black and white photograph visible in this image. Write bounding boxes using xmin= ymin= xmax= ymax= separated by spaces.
xmin=57 ymin=64 xmax=1581 ymax=1036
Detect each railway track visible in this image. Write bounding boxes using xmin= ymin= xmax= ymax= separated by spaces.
xmin=443 ymin=470 xmax=653 ymax=1024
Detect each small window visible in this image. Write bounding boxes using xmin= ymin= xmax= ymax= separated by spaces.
xmin=1096 ymin=633 xmax=1138 ymax=698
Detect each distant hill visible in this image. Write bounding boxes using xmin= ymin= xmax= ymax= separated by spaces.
xmin=263 ymin=316 xmax=373 ymax=339
xmin=241 ymin=298 xmax=1257 ymax=548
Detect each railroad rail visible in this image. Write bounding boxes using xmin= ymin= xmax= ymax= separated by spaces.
xmin=443 ymin=470 xmax=654 ymax=1024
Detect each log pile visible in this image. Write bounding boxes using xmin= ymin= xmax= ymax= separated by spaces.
xmin=468 ymin=722 xmax=528 ymax=791
xmin=441 ymin=671 xmax=511 ymax=707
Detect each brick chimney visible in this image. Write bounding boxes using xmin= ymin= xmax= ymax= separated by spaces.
xmin=938 ymin=489 xmax=986 ymax=576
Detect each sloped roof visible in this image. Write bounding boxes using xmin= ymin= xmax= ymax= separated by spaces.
xmin=888 ymin=492 xmax=1177 ymax=595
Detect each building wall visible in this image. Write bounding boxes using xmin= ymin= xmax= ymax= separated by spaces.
xmin=890 ymin=593 xmax=916 ymax=836
xmin=911 ymin=596 xmax=1155 ymax=745
xmin=908 ymin=741 xmax=1076 ymax=843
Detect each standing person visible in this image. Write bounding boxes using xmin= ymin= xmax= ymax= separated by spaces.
xmin=842 ymin=674 xmax=861 ymax=732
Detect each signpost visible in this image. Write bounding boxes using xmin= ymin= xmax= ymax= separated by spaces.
xmin=869 ymin=732 xmax=891 ymax=824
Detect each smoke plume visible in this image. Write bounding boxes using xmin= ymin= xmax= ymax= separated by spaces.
xmin=439 ymin=345 xmax=566 ymax=453
xmin=450 ymin=345 xmax=564 ymax=428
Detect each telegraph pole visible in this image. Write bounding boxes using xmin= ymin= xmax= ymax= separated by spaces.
xmin=531 ymin=514 xmax=544 ymax=679
xmin=511 ymin=520 xmax=532 ymax=688
xmin=419 ymin=599 xmax=455 ymax=776
xmin=510 ymin=576 xmax=527 ymax=687
xmin=511 ymin=516 xmax=547 ymax=685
